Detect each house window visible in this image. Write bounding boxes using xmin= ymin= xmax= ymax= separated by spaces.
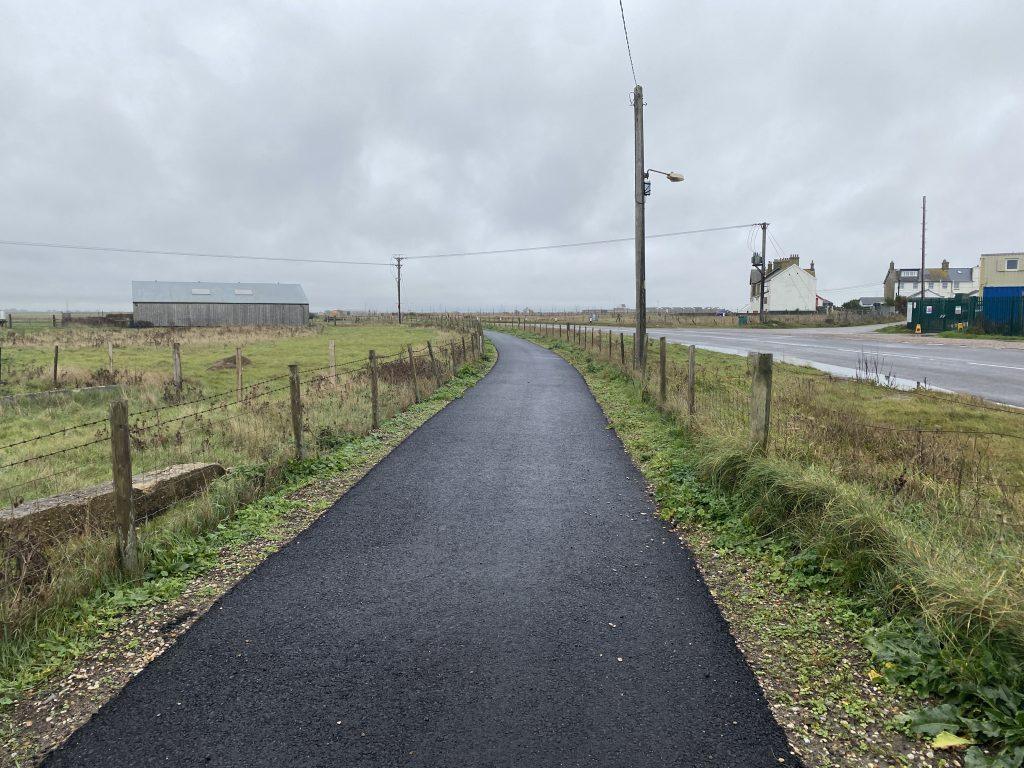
xmin=928 ymin=282 xmax=936 ymax=288
xmin=1007 ymin=258 xmax=1020 ymax=271
xmin=190 ymin=288 xmax=212 ymax=295
xmin=953 ymin=282 xmax=961 ymax=289
xmin=941 ymin=282 xmax=948 ymax=289
xmin=234 ymin=289 xmax=254 ymax=296
xmin=901 ymin=269 xmax=919 ymax=277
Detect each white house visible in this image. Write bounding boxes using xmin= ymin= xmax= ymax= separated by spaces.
xmin=883 ymin=259 xmax=979 ymax=301
xmin=742 ymin=256 xmax=818 ymax=313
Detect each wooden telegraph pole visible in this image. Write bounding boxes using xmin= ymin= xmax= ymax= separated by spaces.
xmin=920 ymin=196 xmax=927 ymax=305
xmin=633 ymin=83 xmax=646 ymax=370
xmin=394 ymin=255 xmax=404 ymax=324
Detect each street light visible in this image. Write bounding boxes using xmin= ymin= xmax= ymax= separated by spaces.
xmin=647 ymin=169 xmax=685 ymax=183
xmin=632 ymin=84 xmax=685 ymax=371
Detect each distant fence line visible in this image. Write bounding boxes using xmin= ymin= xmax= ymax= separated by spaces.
xmin=487 ymin=318 xmax=1023 ymax=530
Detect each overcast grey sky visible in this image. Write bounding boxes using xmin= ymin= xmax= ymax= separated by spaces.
xmin=1 ymin=1 xmax=1021 ymax=312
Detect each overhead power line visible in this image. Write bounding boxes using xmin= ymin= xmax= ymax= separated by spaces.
xmin=818 ymin=281 xmax=882 ymax=293
xmin=0 ymin=223 xmax=757 ymax=266
xmin=404 ymin=224 xmax=758 ymax=261
xmin=618 ymin=0 xmax=639 ymax=86
xmin=0 ymin=239 xmax=392 ymax=266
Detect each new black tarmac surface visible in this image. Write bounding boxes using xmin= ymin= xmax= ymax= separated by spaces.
xmin=46 ymin=332 xmax=799 ymax=767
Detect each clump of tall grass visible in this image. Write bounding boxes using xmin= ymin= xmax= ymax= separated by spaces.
xmin=696 ymin=440 xmax=1024 ymax=653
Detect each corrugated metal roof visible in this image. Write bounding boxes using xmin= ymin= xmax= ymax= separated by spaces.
xmin=132 ymin=281 xmax=308 ymax=305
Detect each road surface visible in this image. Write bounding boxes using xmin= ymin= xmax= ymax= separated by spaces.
xmin=603 ymin=324 xmax=1024 ymax=407
xmin=45 ymin=332 xmax=797 ymax=768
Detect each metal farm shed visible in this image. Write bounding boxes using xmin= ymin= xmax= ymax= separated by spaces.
xmin=132 ymin=281 xmax=309 ymax=327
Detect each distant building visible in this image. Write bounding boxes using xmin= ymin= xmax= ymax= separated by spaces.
xmin=977 ymin=253 xmax=1024 ymax=289
xmin=858 ymin=296 xmax=887 ymax=308
xmin=743 ymin=255 xmax=818 ymax=312
xmin=883 ymin=260 xmax=978 ymax=301
xmin=132 ymin=281 xmax=309 ymax=327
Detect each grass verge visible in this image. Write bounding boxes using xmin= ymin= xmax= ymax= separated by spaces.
xmin=499 ymin=327 xmax=1022 ymax=768
xmin=0 ymin=344 xmax=495 ymax=766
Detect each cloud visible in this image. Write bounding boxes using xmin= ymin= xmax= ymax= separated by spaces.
xmin=1 ymin=0 xmax=1021 ymax=311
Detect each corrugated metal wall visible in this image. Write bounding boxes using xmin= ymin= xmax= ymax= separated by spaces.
xmin=980 ymin=287 xmax=1024 ymax=335
xmin=133 ymin=303 xmax=309 ymax=327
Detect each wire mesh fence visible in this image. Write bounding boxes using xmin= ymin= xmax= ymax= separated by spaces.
xmin=0 ymin=321 xmax=487 ymax=630
xmin=490 ymin=318 xmax=1024 ymax=539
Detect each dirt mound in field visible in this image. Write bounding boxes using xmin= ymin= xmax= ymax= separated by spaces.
xmin=208 ymin=355 xmax=252 ymax=370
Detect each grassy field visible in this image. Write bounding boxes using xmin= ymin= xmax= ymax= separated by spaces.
xmin=496 ymin=323 xmax=1024 ymax=765
xmin=1 ymin=320 xmax=477 ymax=646
xmin=1 ymin=323 xmax=465 ymax=502
xmin=0 ymin=321 xmax=444 ymax=395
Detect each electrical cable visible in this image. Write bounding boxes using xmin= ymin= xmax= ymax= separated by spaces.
xmin=618 ymin=0 xmax=639 ymax=86
xmin=0 ymin=239 xmax=392 ymax=266
xmin=403 ymin=224 xmax=758 ymax=261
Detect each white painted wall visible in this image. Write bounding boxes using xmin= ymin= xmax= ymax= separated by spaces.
xmin=764 ymin=264 xmax=817 ymax=311
xmin=894 ymin=277 xmax=978 ymax=299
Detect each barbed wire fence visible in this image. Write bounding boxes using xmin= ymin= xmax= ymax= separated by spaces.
xmin=1 ymin=319 xmax=486 ymax=625
xmin=488 ymin=318 xmax=1024 ymax=542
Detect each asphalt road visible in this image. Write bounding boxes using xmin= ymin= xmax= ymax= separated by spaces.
xmin=45 ymin=332 xmax=798 ymax=768
xmin=604 ymin=324 xmax=1024 ymax=407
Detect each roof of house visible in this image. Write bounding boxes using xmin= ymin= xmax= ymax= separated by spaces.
xmin=749 ymin=260 xmax=814 ymax=286
xmin=859 ymin=296 xmax=886 ymax=305
xmin=895 ymin=266 xmax=974 ymax=283
xmin=132 ymin=281 xmax=308 ymax=305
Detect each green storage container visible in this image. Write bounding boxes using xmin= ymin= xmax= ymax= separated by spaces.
xmin=906 ymin=295 xmax=978 ymax=333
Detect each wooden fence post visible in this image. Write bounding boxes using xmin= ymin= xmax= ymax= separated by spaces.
xmin=659 ymin=337 xmax=667 ymax=403
xmin=172 ymin=342 xmax=182 ymax=394
xmin=619 ymin=332 xmax=625 ymax=365
xmin=109 ymin=399 xmax=140 ymax=577
xmin=427 ymin=340 xmax=440 ymax=385
xmin=52 ymin=344 xmax=59 ymax=385
xmin=329 ymin=340 xmax=337 ymax=385
xmin=289 ymin=364 xmax=304 ymax=459
xmin=408 ymin=344 xmax=420 ymax=403
xmin=687 ymin=345 xmax=696 ymax=415
xmin=750 ymin=352 xmax=773 ymax=451
xmin=450 ymin=341 xmax=458 ymax=375
xmin=461 ymin=335 xmax=467 ymax=363
xmin=369 ymin=350 xmax=380 ymax=429
xmin=235 ymin=347 xmax=243 ymax=402
xmin=107 ymin=340 xmax=114 ymax=374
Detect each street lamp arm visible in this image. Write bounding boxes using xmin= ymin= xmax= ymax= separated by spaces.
xmin=645 ymin=168 xmax=685 ymax=182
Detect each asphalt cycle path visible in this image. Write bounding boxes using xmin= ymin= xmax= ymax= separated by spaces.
xmin=46 ymin=331 xmax=799 ymax=768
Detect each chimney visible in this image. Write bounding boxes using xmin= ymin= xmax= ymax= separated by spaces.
xmin=941 ymin=259 xmax=949 ymax=270
xmin=808 ymin=260 xmax=815 ymax=275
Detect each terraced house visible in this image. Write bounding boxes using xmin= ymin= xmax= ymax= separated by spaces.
xmin=883 ymin=259 xmax=979 ymax=301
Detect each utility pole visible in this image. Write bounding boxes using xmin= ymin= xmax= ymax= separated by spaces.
xmin=919 ymin=196 xmax=926 ymax=305
xmin=759 ymin=222 xmax=768 ymax=323
xmin=633 ymin=83 xmax=646 ymax=370
xmin=394 ymin=254 xmax=404 ymax=324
